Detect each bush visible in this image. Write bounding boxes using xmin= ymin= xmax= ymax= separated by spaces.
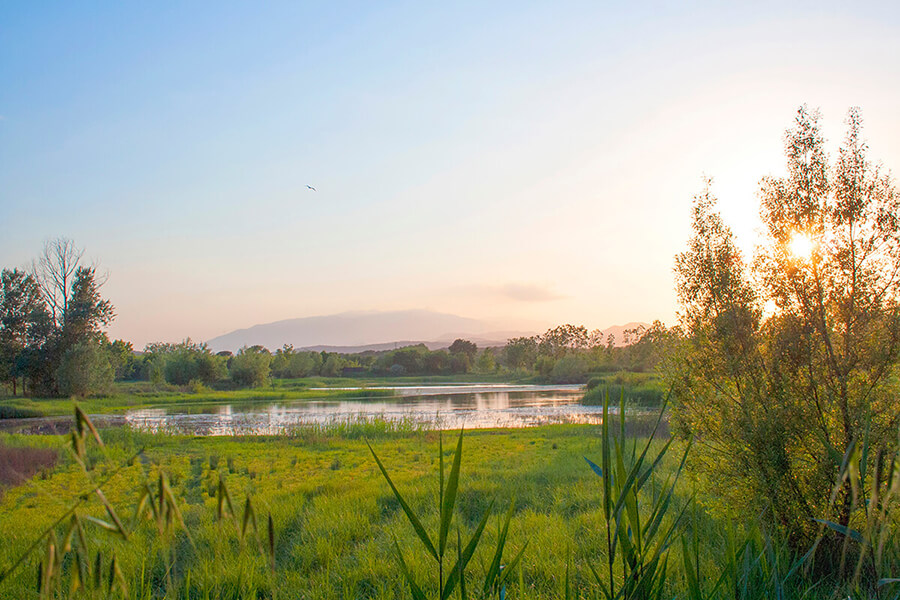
xmin=56 ymin=339 xmax=114 ymax=397
xmin=229 ymin=346 xmax=272 ymax=387
xmin=549 ymin=355 xmax=591 ymax=383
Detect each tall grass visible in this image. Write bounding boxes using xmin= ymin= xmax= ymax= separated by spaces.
xmin=368 ymin=429 xmax=526 ymax=599
xmin=0 ymin=399 xmax=897 ymax=599
xmin=581 ymin=390 xmax=690 ymax=599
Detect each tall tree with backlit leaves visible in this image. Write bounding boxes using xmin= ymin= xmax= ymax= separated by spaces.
xmin=668 ymin=106 xmax=900 ymax=552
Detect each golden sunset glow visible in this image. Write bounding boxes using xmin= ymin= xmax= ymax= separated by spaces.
xmin=789 ymin=233 xmax=815 ymax=261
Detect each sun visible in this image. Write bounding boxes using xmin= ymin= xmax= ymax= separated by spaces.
xmin=788 ymin=233 xmax=814 ymax=260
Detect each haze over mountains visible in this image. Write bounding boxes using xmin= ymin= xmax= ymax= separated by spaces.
xmin=205 ymin=309 xmax=648 ymax=353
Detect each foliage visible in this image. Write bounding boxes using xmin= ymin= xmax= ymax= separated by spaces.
xmin=582 ymin=376 xmax=667 ymax=406
xmin=504 ymin=337 xmax=537 ymax=370
xmin=369 ymin=429 xmax=526 ymax=599
xmin=669 ymin=106 xmax=900 ymax=554
xmin=474 ymin=348 xmax=496 ymax=373
xmin=0 ymin=269 xmax=51 ymax=396
xmin=448 ymin=339 xmax=478 ymax=360
xmin=230 ymin=346 xmax=273 ymax=387
xmin=56 ymin=339 xmax=115 ymax=397
xmin=497 ymin=323 xmax=673 ymax=382
xmin=143 ymin=339 xmax=228 ymax=386
xmin=0 ymin=239 xmax=117 ymax=397
xmin=583 ymin=391 xmax=691 ymax=600
xmin=0 ymin=418 xmax=897 ymax=599
xmin=538 ymin=324 xmax=590 ymax=359
xmin=271 ymin=345 xmax=323 ymax=378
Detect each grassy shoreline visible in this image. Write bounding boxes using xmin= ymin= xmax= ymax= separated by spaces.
xmin=0 ymin=374 xmax=552 ymax=418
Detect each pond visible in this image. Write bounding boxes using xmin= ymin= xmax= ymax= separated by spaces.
xmin=121 ymin=384 xmax=607 ymax=435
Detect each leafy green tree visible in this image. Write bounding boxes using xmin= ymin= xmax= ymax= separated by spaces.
xmin=196 ymin=350 xmax=228 ymax=384
xmin=619 ymin=321 xmax=673 ymax=373
xmin=503 ymin=336 xmax=537 ymax=370
xmin=25 ymin=240 xmax=116 ymax=395
xmin=389 ymin=347 xmax=425 ymax=374
xmin=549 ymin=354 xmax=590 ymax=382
xmin=423 ymin=349 xmax=449 ymax=374
xmin=230 ymin=346 xmax=272 ymax=387
xmin=142 ymin=340 xmax=227 ymax=386
xmin=669 ymin=107 xmax=900 ymax=551
xmin=105 ymin=338 xmax=136 ymax=380
xmin=320 ymin=353 xmax=346 ymax=377
xmin=60 ymin=267 xmax=114 ymax=346
xmin=56 ymin=339 xmax=114 ymax=397
xmin=538 ymin=324 xmax=589 ymax=358
xmin=0 ymin=269 xmax=51 ymax=395
xmin=448 ymin=338 xmax=477 ymax=360
xmin=475 ymin=348 xmax=496 ymax=373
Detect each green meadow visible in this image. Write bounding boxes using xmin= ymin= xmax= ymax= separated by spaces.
xmin=2 ymin=409 xmax=892 ymax=600
xmin=0 ymin=422 xmax=695 ymax=599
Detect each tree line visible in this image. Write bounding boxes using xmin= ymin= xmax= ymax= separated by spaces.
xmin=1 ymin=240 xmax=669 ymax=398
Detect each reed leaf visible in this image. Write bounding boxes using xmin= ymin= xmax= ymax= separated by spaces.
xmin=241 ymin=497 xmax=258 ymax=540
xmin=392 ymin=538 xmax=428 ymax=600
xmin=74 ymin=404 xmax=103 ymax=446
xmin=95 ymin=488 xmax=128 ymax=539
xmin=267 ymin=513 xmax=276 ymax=573
xmin=457 ymin=528 xmax=467 ymax=600
xmin=367 ymin=439 xmax=439 ymax=562
xmin=440 ymin=429 xmax=464 ymax=558
xmin=483 ymin=500 xmax=516 ymax=597
xmin=442 ymin=500 xmax=494 ymax=600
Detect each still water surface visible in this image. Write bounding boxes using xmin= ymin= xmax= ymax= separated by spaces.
xmin=123 ymin=384 xmax=603 ymax=435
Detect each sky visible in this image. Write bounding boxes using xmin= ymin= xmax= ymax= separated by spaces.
xmin=2 ymin=1 xmax=900 ymax=348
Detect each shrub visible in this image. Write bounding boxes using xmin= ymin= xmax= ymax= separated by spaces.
xmin=56 ymin=339 xmax=114 ymax=397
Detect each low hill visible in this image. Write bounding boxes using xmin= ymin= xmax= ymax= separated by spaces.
xmin=205 ymin=310 xmax=539 ymax=353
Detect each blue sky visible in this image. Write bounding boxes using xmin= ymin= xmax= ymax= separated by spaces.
xmin=3 ymin=1 xmax=900 ymax=347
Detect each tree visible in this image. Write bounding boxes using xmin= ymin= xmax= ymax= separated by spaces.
xmin=105 ymin=338 xmax=137 ymax=380
xmin=18 ymin=239 xmax=117 ymax=395
xmin=669 ymin=107 xmax=900 ymax=552
xmin=0 ymin=269 xmax=51 ymax=395
xmin=475 ymin=348 xmax=495 ymax=373
xmin=230 ymin=346 xmax=272 ymax=387
xmin=320 ymin=353 xmax=346 ymax=377
xmin=56 ymin=339 xmax=114 ymax=397
xmin=503 ymin=336 xmax=537 ymax=370
xmin=60 ymin=267 xmax=114 ymax=347
xmin=448 ymin=338 xmax=477 ymax=360
xmin=538 ymin=324 xmax=589 ymax=358
xmin=32 ymin=237 xmax=86 ymax=330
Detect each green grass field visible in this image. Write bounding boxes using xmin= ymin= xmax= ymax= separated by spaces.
xmin=0 ymin=414 xmax=895 ymax=599
xmin=0 ymin=424 xmax=699 ymax=599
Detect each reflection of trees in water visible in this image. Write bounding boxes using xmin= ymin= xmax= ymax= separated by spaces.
xmin=121 ymin=390 xmax=597 ymax=435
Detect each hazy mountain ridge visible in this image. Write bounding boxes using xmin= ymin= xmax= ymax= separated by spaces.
xmin=205 ymin=310 xmax=542 ymax=352
xmin=206 ymin=310 xmax=649 ymax=353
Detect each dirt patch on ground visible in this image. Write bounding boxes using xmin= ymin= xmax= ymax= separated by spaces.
xmin=0 ymin=444 xmax=58 ymax=491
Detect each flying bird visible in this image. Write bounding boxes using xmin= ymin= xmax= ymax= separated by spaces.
xmin=306 ymin=185 xmax=317 ymax=192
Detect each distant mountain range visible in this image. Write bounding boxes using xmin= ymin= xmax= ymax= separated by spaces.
xmin=205 ymin=310 xmax=540 ymax=352
xmin=204 ymin=309 xmax=648 ymax=353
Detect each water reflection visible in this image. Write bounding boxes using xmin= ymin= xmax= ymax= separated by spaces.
xmin=123 ymin=386 xmax=609 ymax=436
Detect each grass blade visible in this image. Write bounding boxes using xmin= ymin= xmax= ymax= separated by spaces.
xmin=267 ymin=513 xmax=276 ymax=574
xmin=442 ymin=500 xmax=494 ymax=600
xmin=393 ymin=538 xmax=428 ymax=600
xmin=440 ymin=429 xmax=464 ymax=557
xmin=367 ymin=439 xmax=439 ymax=561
